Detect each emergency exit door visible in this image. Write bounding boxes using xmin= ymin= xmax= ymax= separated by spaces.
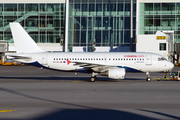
xmin=146 ymin=55 xmax=152 ymax=65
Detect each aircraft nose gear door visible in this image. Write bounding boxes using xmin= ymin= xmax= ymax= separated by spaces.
xmin=146 ymin=55 xmax=152 ymax=65
xmin=42 ymin=54 xmax=48 ymax=66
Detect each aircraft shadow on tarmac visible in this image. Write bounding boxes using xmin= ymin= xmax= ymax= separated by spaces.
xmin=0 ymin=109 xmax=175 ymax=120
xmin=0 ymin=87 xmax=179 ymax=120
xmin=0 ymin=76 xmax=144 ymax=82
xmin=32 ymin=109 xmax=175 ymax=120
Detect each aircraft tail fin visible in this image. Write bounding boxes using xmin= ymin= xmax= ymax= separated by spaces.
xmin=10 ymin=22 xmax=44 ymax=53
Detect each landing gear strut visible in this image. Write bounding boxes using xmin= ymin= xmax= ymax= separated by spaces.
xmin=90 ymin=72 xmax=98 ymax=82
xmin=146 ymin=72 xmax=151 ymax=81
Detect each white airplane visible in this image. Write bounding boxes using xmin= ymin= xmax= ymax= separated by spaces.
xmin=7 ymin=23 xmax=174 ymax=82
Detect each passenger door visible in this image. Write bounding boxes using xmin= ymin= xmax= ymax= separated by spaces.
xmin=146 ymin=55 xmax=152 ymax=65
xmin=42 ymin=54 xmax=48 ymax=65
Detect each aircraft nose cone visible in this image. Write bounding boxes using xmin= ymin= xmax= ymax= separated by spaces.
xmin=168 ymin=62 xmax=174 ymax=71
xmin=171 ymin=63 xmax=174 ymax=69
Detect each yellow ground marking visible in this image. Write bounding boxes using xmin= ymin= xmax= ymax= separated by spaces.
xmin=152 ymin=78 xmax=177 ymax=81
xmin=4 ymin=79 xmax=18 ymax=84
xmin=73 ymin=81 xmax=82 ymax=83
xmin=0 ymin=109 xmax=16 ymax=112
xmin=0 ymin=104 xmax=18 ymax=113
xmin=4 ymin=81 xmax=18 ymax=84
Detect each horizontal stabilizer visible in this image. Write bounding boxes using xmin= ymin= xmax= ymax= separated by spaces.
xmin=10 ymin=23 xmax=44 ymax=53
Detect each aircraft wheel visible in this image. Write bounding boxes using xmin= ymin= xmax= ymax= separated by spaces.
xmin=146 ymin=77 xmax=151 ymax=81
xmin=90 ymin=76 xmax=96 ymax=82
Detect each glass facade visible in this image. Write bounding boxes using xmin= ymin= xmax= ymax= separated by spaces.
xmin=0 ymin=3 xmax=65 ymax=43
xmin=68 ymin=0 xmax=136 ymax=52
xmin=139 ymin=3 xmax=180 ymax=42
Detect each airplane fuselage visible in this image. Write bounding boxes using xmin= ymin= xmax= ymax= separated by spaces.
xmin=12 ymin=52 xmax=173 ymax=73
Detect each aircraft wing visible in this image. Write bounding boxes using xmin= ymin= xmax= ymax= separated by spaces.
xmin=72 ymin=61 xmax=120 ymax=72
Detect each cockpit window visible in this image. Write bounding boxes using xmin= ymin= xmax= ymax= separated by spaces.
xmin=158 ymin=57 xmax=167 ymax=61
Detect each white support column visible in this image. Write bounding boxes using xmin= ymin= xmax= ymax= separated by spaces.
xmin=136 ymin=0 xmax=139 ymax=36
xmin=65 ymin=0 xmax=69 ymax=52
xmin=130 ymin=0 xmax=133 ymax=52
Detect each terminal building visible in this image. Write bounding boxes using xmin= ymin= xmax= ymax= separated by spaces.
xmin=0 ymin=0 xmax=66 ymax=52
xmin=0 ymin=0 xmax=136 ymax=52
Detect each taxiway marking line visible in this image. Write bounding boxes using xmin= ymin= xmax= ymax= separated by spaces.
xmin=3 ymin=79 xmax=19 ymax=84
xmin=73 ymin=81 xmax=82 ymax=83
xmin=0 ymin=109 xmax=16 ymax=112
xmin=4 ymin=81 xmax=18 ymax=84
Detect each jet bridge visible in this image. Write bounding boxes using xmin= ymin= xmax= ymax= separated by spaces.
xmin=174 ymin=43 xmax=180 ymax=65
xmin=137 ymin=31 xmax=174 ymax=62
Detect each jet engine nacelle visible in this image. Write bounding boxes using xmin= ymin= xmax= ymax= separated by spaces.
xmin=108 ymin=68 xmax=126 ymax=79
xmin=100 ymin=68 xmax=126 ymax=79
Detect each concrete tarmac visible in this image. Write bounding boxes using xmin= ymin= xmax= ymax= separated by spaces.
xmin=0 ymin=66 xmax=180 ymax=120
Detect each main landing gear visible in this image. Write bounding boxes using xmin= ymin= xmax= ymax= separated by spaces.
xmin=146 ymin=72 xmax=151 ymax=81
xmin=90 ymin=72 xmax=98 ymax=82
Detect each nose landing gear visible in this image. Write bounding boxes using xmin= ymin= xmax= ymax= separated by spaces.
xmin=146 ymin=72 xmax=151 ymax=81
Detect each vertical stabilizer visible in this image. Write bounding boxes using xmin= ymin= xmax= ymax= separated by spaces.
xmin=10 ymin=23 xmax=44 ymax=53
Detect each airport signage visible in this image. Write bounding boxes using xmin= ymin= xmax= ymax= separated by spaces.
xmin=156 ymin=36 xmax=166 ymax=40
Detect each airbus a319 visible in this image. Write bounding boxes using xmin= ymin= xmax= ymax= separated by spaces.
xmin=7 ymin=23 xmax=174 ymax=82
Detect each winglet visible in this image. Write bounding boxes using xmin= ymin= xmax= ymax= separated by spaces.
xmin=10 ymin=22 xmax=45 ymax=53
